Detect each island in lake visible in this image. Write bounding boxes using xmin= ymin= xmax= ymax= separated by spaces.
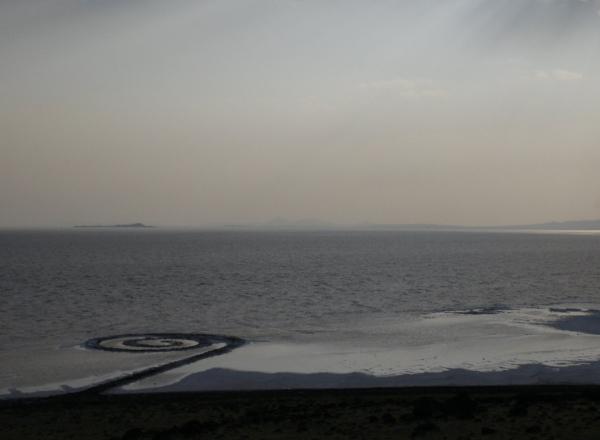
xmin=73 ymin=223 xmax=154 ymax=228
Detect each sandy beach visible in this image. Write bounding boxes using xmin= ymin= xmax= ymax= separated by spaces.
xmin=4 ymin=386 xmax=600 ymax=439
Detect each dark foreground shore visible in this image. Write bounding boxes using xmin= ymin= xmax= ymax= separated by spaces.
xmin=4 ymin=386 xmax=600 ymax=439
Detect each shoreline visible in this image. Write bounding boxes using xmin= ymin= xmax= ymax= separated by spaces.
xmin=6 ymin=305 xmax=600 ymax=398
xmin=4 ymin=385 xmax=600 ymax=439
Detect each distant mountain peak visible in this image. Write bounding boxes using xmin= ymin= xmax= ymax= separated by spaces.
xmin=73 ymin=223 xmax=154 ymax=228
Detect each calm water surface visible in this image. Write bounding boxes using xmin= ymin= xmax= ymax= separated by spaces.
xmin=2 ymin=229 xmax=600 ymax=352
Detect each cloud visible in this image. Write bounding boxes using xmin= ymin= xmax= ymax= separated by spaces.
xmin=359 ymin=78 xmax=448 ymax=98
xmin=535 ymin=69 xmax=584 ymax=81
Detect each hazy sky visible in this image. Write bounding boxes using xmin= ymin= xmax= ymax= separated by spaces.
xmin=2 ymin=0 xmax=600 ymax=227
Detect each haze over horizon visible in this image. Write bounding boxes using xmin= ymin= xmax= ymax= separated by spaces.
xmin=2 ymin=0 xmax=600 ymax=228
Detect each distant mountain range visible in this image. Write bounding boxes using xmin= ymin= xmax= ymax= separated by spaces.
xmin=225 ymin=219 xmax=600 ymax=231
xmin=71 ymin=219 xmax=600 ymax=231
xmin=499 ymin=220 xmax=600 ymax=231
xmin=73 ymin=223 xmax=153 ymax=229
xmin=360 ymin=220 xmax=600 ymax=231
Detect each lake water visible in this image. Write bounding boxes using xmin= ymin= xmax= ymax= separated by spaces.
xmin=2 ymin=229 xmax=600 ymax=396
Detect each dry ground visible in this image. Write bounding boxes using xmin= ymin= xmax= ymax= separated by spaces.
xmin=3 ymin=386 xmax=600 ymax=439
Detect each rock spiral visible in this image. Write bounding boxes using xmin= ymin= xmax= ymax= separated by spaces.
xmin=85 ymin=333 xmax=226 ymax=353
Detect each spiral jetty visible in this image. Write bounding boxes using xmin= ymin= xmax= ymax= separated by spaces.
xmin=80 ymin=333 xmax=245 ymax=395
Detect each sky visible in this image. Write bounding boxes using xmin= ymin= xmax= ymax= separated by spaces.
xmin=1 ymin=0 xmax=600 ymax=227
